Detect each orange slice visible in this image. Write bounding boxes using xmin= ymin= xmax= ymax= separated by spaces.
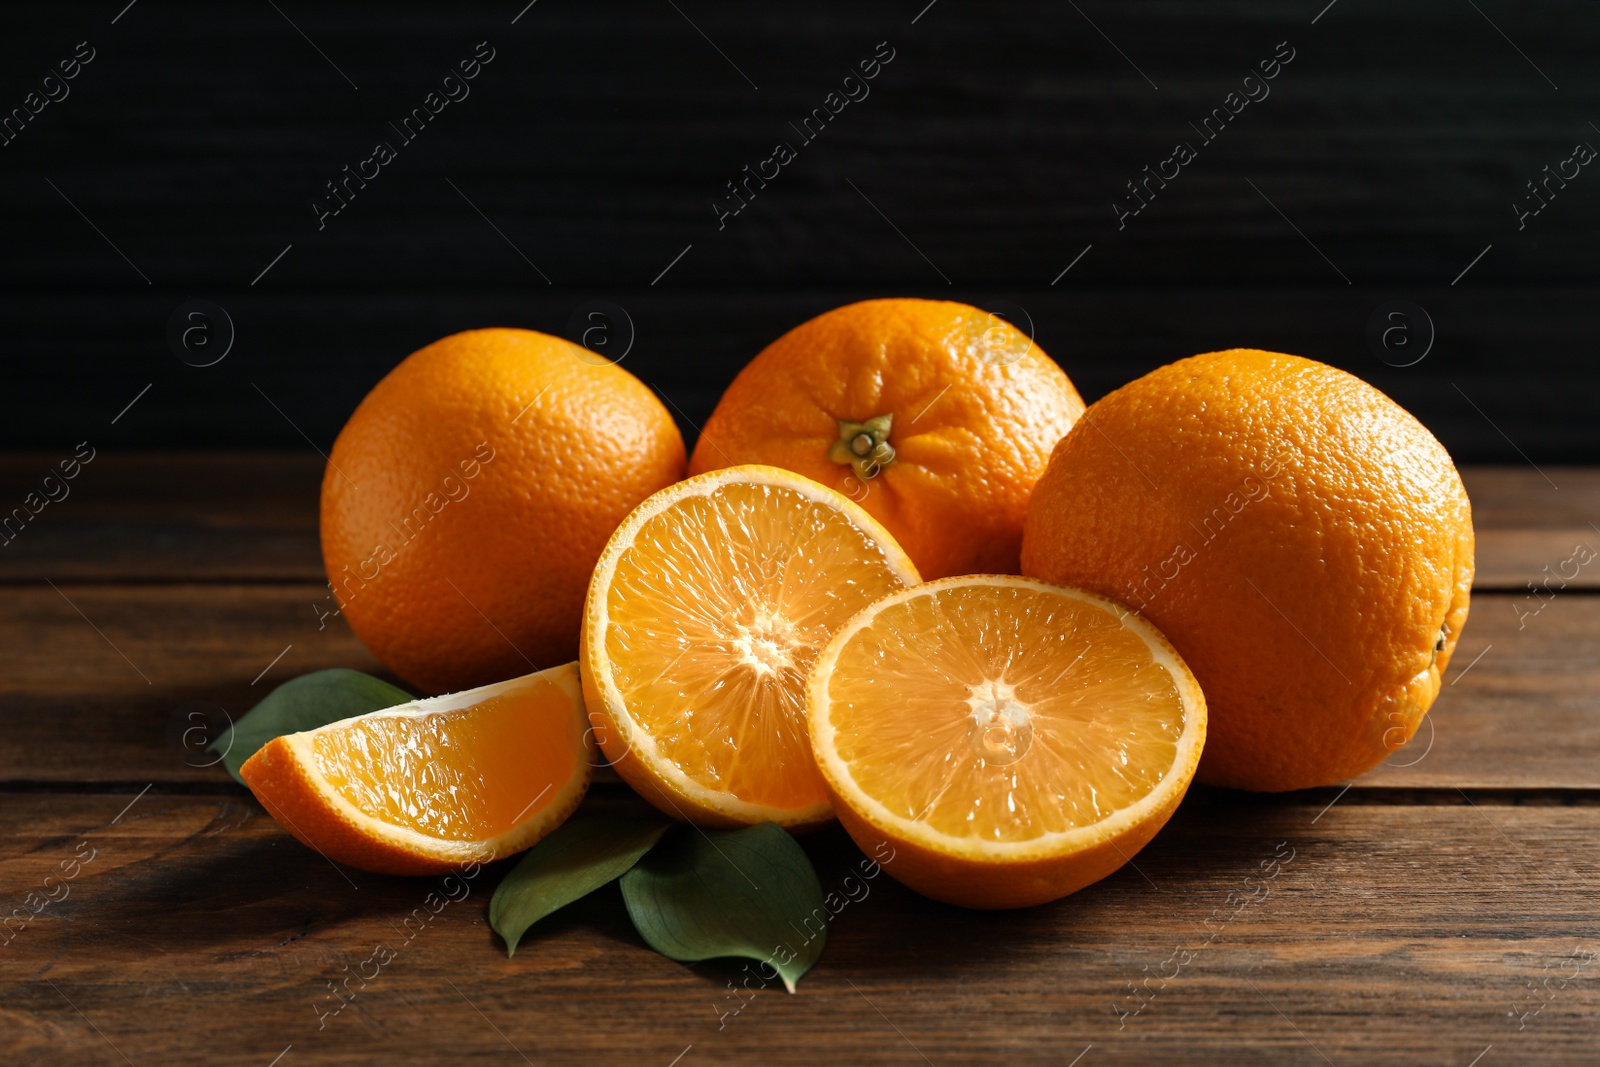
xmin=582 ymin=464 xmax=920 ymax=828
xmin=808 ymin=575 xmax=1206 ymax=908
xmin=240 ymin=663 xmax=593 ymax=875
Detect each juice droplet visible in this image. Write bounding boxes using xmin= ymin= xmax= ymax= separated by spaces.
xmin=969 ymin=697 xmax=1032 ymax=766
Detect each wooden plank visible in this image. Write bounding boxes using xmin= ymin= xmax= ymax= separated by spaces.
xmin=7 ymin=289 xmax=1599 ymax=463
xmin=1463 ymin=467 xmax=1600 ymax=589
xmin=3 ymin=455 xmax=1594 ymax=588
xmin=1356 ymin=587 xmax=1600 ymax=789
xmin=1475 ymin=528 xmax=1600 ymax=592
xmin=0 ymin=790 xmax=1593 ymax=1066
xmin=3 ymin=2 xmax=1595 ymax=292
xmin=0 ymin=583 xmax=387 ymax=785
xmin=0 ymin=582 xmax=1594 ymax=790
xmin=0 ymin=452 xmax=324 ymax=583
xmin=3 ymin=1 xmax=1595 ymax=461
xmin=1463 ymin=468 xmax=1600 ymax=528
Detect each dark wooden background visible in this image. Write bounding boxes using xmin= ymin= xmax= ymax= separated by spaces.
xmin=5 ymin=7 xmax=1600 ymax=1063
xmin=1 ymin=0 xmax=1596 ymax=460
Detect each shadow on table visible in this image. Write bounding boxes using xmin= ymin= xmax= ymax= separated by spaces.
xmin=76 ymin=783 xmax=1321 ymax=984
xmin=798 ymin=789 xmax=1322 ymax=979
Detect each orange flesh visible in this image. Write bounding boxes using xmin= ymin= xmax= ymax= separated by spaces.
xmin=309 ymin=684 xmax=581 ymax=841
xmin=825 ymin=584 xmax=1186 ymax=842
xmin=604 ymin=481 xmax=910 ymax=810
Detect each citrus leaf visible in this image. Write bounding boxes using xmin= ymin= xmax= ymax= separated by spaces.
xmin=211 ymin=669 xmax=411 ymax=784
xmin=620 ymin=823 xmax=826 ymax=992
xmin=490 ymin=816 xmax=672 ymax=957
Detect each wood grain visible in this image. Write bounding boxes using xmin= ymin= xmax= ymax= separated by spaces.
xmin=1356 ymin=588 xmax=1600 ymax=789
xmin=4 ymin=1 xmax=1595 ymax=291
xmin=0 ymin=460 xmax=1594 ymax=788
xmin=0 ymin=581 xmax=385 ymax=785
xmin=0 ymin=463 xmax=1592 ymax=1063
xmin=7 ymin=287 xmax=1599 ymax=462
xmin=1462 ymin=468 xmax=1600 ymax=528
xmin=0 ymin=580 xmax=1593 ymax=790
xmin=3 ymin=454 xmax=1594 ymax=587
xmin=1475 ymin=528 xmax=1600 ymax=592
xmin=1 ymin=1 xmax=1596 ymax=457
xmin=2 ymin=790 xmax=1594 ymax=1066
xmin=4 ymin=0 xmax=1595 ymax=1053
xmin=0 ymin=452 xmax=324 ymax=583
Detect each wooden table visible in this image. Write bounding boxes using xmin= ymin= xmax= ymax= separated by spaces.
xmin=3 ymin=454 xmax=1596 ymax=1066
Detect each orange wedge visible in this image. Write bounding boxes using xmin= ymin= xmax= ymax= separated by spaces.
xmin=582 ymin=464 xmax=920 ymax=828
xmin=240 ymin=663 xmax=593 ymax=875
xmin=808 ymin=575 xmax=1206 ymax=908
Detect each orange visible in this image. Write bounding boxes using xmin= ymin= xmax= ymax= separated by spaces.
xmin=581 ymin=464 xmax=920 ymax=828
xmin=240 ymin=663 xmax=593 ymax=876
xmin=688 ymin=299 xmax=1084 ymax=579
xmin=1021 ymin=349 xmax=1474 ymax=792
xmin=321 ymin=328 xmax=685 ymax=694
xmin=808 ymin=575 xmax=1206 ymax=909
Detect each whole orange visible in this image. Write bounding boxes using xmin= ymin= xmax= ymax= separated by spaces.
xmin=321 ymin=328 xmax=685 ymax=694
xmin=688 ymin=299 xmax=1084 ymax=579
xmin=1020 ymin=349 xmax=1474 ymax=792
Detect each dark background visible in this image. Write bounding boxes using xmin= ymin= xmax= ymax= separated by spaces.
xmin=3 ymin=0 xmax=1595 ymax=461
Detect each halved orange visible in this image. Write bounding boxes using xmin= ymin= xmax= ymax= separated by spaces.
xmin=808 ymin=575 xmax=1206 ymax=908
xmin=582 ymin=464 xmax=920 ymax=828
xmin=241 ymin=663 xmax=593 ymax=875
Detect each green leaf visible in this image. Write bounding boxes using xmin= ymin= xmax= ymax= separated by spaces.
xmin=211 ymin=669 xmax=411 ymax=784
xmin=620 ymin=823 xmax=826 ymax=992
xmin=490 ymin=817 xmax=672 ymax=957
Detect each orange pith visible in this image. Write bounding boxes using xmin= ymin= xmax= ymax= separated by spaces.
xmin=241 ymin=664 xmax=592 ymax=875
xmin=582 ymin=465 xmax=921 ymax=828
xmin=809 ymin=576 xmax=1205 ymax=909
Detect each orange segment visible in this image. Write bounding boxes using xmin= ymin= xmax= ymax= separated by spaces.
xmin=582 ymin=464 xmax=921 ymax=828
xmin=809 ymin=576 xmax=1205 ymax=909
xmin=241 ymin=663 xmax=593 ymax=875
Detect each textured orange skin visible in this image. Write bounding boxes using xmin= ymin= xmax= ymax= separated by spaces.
xmin=239 ymin=735 xmax=590 ymax=876
xmin=321 ymin=329 xmax=685 ymax=694
xmin=1021 ymin=350 xmax=1475 ymax=792
xmin=829 ymin=773 xmax=1192 ymax=910
xmin=688 ymin=299 xmax=1084 ymax=579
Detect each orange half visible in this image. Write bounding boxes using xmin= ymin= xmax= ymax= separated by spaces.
xmin=582 ymin=464 xmax=920 ymax=828
xmin=809 ymin=576 xmax=1206 ymax=908
xmin=241 ymin=662 xmax=592 ymax=875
